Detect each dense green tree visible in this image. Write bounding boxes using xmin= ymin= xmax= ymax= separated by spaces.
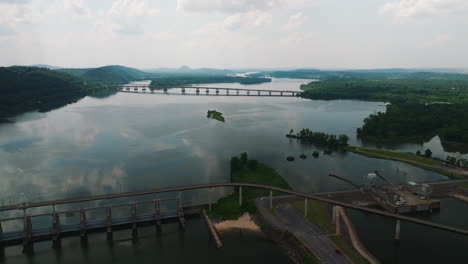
xmin=424 ymin=149 xmax=433 ymax=158
xmin=240 ymin=152 xmax=248 ymax=164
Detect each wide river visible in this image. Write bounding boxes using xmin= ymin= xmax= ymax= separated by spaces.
xmin=0 ymin=78 xmax=467 ymax=263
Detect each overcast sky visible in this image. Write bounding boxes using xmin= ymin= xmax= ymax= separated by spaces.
xmin=1 ymin=0 xmax=467 ymax=69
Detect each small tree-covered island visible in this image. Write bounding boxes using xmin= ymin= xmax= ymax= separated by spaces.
xmin=286 ymin=129 xmax=350 ymax=148
xmin=207 ymin=110 xmax=225 ymax=122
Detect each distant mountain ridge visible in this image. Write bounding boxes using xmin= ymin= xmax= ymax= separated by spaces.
xmin=57 ymin=65 xmax=149 ymax=83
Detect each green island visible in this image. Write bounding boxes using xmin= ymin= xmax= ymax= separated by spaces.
xmin=149 ymin=75 xmax=271 ymax=88
xmin=209 ymin=153 xmax=369 ymax=263
xmin=209 ymin=152 xmax=290 ymax=220
xmin=346 ymin=146 xmax=467 ymax=179
xmin=207 ymin=110 xmax=225 ymax=122
xmin=286 ymin=129 xmax=349 ymax=148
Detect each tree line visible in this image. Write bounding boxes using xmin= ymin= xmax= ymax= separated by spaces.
xmin=286 ymin=128 xmax=349 ymax=148
xmin=357 ymin=103 xmax=468 ymax=145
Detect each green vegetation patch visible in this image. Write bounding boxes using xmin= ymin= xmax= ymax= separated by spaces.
xmin=209 ymin=152 xmax=290 ymax=220
xmin=357 ymin=103 xmax=468 ymax=146
xmin=149 ymin=75 xmax=271 ymax=88
xmin=287 ymin=128 xmax=349 ymax=148
xmin=347 ymin=146 xmax=437 ymax=166
xmin=346 ymin=146 xmax=466 ymax=180
xmin=291 ymin=200 xmax=334 ymax=234
xmin=207 ymin=110 xmax=225 ymax=122
xmin=300 ymin=77 xmax=468 ymax=104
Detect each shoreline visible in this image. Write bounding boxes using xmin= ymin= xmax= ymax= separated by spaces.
xmin=346 ymin=146 xmax=468 ymax=180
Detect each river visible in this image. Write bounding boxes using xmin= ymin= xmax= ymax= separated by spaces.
xmin=0 ymin=78 xmax=467 ymax=263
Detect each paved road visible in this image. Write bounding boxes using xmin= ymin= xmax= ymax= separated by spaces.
xmin=255 ymin=197 xmax=351 ymax=264
xmin=274 ymin=204 xmax=352 ymax=264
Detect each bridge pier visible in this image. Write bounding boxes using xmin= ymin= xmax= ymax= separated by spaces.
xmin=106 ymin=206 xmax=112 ymax=240
xmin=269 ymin=191 xmax=273 ymax=209
xmin=304 ymin=199 xmax=308 ymax=217
xmin=154 ymin=200 xmax=161 ymax=231
xmin=208 ymin=188 xmax=212 ymax=211
xmin=52 ymin=208 xmax=61 ymax=248
xmin=395 ymin=220 xmax=401 ymax=240
xmin=332 ymin=205 xmax=337 ymax=223
xmin=177 ymin=198 xmax=185 ymax=230
xmin=131 ymin=203 xmax=137 ymax=231
xmin=335 ymin=206 xmax=341 ymax=235
xmin=239 ymin=186 xmax=243 ymax=206
xmin=0 ymin=221 xmax=3 ymax=253
xmin=80 ymin=209 xmax=87 ymax=239
xmin=22 ymin=214 xmax=32 ymax=252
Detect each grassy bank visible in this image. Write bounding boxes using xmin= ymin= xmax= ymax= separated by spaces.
xmin=291 ymin=200 xmax=368 ymax=264
xmin=208 ymin=153 xmax=290 ymax=220
xmin=346 ymin=146 xmax=466 ymax=180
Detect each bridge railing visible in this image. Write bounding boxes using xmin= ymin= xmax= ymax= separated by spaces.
xmin=1 ymin=182 xmax=467 ymax=240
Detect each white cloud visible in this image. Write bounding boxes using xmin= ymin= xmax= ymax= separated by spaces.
xmin=223 ymin=11 xmax=272 ymax=30
xmin=64 ymin=0 xmax=90 ymax=16
xmin=380 ymin=0 xmax=468 ymax=23
xmin=282 ymin=12 xmax=306 ymax=30
xmin=0 ymin=0 xmax=30 ymax=4
xmin=106 ymin=0 xmax=160 ymax=35
xmin=177 ymin=0 xmax=282 ymax=13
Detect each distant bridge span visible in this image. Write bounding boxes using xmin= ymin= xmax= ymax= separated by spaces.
xmin=114 ymin=84 xmax=302 ymax=97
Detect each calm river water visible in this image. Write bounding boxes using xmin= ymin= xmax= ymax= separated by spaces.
xmin=0 ymin=78 xmax=466 ymax=263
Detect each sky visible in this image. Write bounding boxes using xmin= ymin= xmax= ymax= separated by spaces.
xmin=0 ymin=0 xmax=467 ymax=69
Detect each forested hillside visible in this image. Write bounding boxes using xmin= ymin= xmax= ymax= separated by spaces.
xmin=150 ymin=75 xmax=271 ymax=88
xmin=58 ymin=65 xmax=148 ymax=83
xmin=0 ymin=66 xmax=103 ymax=121
xmin=358 ymin=103 xmax=468 ymax=144
xmin=299 ymin=73 xmax=468 ymax=148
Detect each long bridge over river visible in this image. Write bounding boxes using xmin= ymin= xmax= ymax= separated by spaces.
xmin=115 ymin=84 xmax=302 ymax=97
xmin=1 ymin=181 xmax=467 ymax=253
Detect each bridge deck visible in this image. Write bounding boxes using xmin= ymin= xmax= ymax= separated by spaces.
xmin=116 ymin=85 xmax=302 ymax=94
xmin=1 ymin=181 xmax=467 ymax=247
xmin=0 ymin=205 xmax=204 ymax=246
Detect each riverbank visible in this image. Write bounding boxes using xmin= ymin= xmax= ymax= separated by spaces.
xmin=346 ymin=146 xmax=468 ymax=180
